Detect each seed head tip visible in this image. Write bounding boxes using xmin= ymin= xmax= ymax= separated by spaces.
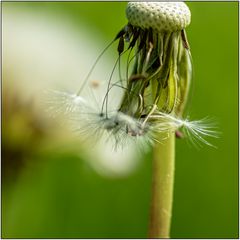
xmin=126 ymin=2 xmax=191 ymax=32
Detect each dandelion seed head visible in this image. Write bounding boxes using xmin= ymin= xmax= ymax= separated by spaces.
xmin=43 ymin=2 xmax=218 ymax=151
xmin=126 ymin=2 xmax=191 ymax=32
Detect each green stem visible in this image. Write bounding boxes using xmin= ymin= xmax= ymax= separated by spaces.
xmin=149 ymin=132 xmax=175 ymax=238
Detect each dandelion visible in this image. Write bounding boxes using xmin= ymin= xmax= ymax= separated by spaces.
xmin=46 ymin=2 xmax=218 ymax=238
xmin=47 ymin=2 xmax=216 ymax=148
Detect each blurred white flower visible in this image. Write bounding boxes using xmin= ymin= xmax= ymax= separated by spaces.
xmin=3 ymin=4 xmax=143 ymax=177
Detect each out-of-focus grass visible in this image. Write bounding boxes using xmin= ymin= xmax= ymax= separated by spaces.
xmin=2 ymin=2 xmax=238 ymax=239
xmin=2 ymin=152 xmax=152 ymax=238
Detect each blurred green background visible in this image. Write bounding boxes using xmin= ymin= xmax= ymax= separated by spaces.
xmin=2 ymin=2 xmax=238 ymax=239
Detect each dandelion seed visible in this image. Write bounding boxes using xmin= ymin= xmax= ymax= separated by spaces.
xmin=148 ymin=112 xmax=219 ymax=147
xmin=44 ymin=90 xmax=87 ymax=117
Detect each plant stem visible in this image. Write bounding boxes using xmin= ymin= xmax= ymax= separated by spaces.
xmin=149 ymin=132 xmax=175 ymax=238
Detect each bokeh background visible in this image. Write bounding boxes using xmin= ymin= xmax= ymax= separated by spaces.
xmin=2 ymin=2 xmax=238 ymax=238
